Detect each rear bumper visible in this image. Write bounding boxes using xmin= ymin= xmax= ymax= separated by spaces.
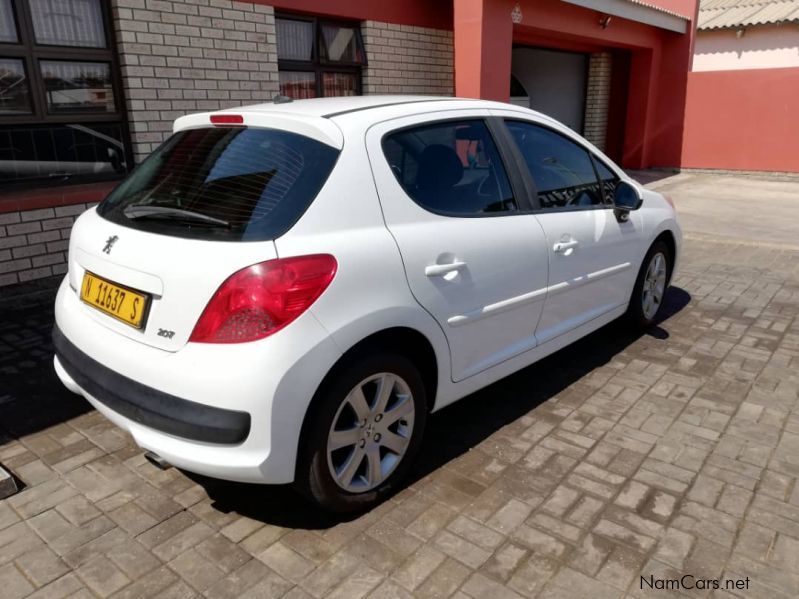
xmin=53 ymin=276 xmax=342 ymax=484
xmin=53 ymin=324 xmax=250 ymax=444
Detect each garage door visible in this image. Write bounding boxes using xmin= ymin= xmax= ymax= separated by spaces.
xmin=510 ymin=47 xmax=588 ymax=133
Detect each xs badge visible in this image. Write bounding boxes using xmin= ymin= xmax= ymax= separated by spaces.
xmin=102 ymin=235 xmax=118 ymax=254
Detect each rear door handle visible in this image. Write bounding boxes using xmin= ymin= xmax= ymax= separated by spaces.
xmin=425 ymin=261 xmax=467 ymax=277
xmin=553 ymin=240 xmax=579 ymax=253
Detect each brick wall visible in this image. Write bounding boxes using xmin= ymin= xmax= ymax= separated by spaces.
xmin=583 ymin=52 xmax=612 ymax=151
xmin=0 ymin=205 xmax=93 ymax=287
xmin=111 ymin=0 xmax=280 ymax=163
xmin=0 ymin=182 xmax=114 ymax=288
xmin=361 ymin=21 xmax=453 ymax=95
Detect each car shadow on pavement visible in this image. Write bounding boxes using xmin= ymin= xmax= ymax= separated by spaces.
xmin=626 ymin=169 xmax=680 ymax=186
xmin=195 ymin=285 xmax=691 ymax=529
xmin=0 ymin=302 xmax=94 ymax=442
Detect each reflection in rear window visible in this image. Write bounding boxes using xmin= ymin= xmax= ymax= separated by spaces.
xmin=98 ymin=127 xmax=339 ymax=241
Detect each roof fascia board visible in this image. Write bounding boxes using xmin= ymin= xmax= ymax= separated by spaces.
xmin=560 ymin=0 xmax=689 ymax=33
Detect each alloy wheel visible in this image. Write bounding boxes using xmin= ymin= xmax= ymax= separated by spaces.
xmin=326 ymin=372 xmax=415 ymax=492
xmin=642 ymin=251 xmax=667 ymax=320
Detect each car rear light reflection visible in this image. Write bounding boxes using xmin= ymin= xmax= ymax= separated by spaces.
xmin=190 ymin=254 xmax=337 ymax=344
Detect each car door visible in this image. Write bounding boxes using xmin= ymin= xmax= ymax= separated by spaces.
xmin=499 ymin=117 xmax=643 ymax=343
xmin=366 ymin=113 xmax=549 ymax=382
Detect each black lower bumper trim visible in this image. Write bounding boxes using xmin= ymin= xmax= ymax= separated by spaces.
xmin=53 ymin=324 xmax=250 ymax=444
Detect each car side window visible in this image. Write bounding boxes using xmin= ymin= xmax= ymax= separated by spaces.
xmin=505 ymin=120 xmax=604 ymax=210
xmin=592 ymin=155 xmax=620 ymax=205
xmin=382 ymin=120 xmax=516 ymax=216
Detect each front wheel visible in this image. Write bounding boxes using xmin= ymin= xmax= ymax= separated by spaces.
xmin=296 ymin=354 xmax=426 ymax=513
xmin=626 ymin=241 xmax=671 ymax=327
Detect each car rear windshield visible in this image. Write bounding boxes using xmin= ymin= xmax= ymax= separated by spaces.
xmin=98 ymin=127 xmax=339 ymax=241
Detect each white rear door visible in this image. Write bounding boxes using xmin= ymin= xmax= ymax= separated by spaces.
xmin=366 ymin=111 xmax=549 ymax=382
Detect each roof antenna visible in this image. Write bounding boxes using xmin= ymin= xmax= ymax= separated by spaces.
xmin=272 ymin=94 xmax=293 ymax=104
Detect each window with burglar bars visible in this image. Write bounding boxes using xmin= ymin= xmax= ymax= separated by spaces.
xmin=0 ymin=0 xmax=131 ymax=188
xmin=275 ymin=13 xmax=367 ymax=100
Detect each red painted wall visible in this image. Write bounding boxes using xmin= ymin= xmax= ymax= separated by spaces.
xmin=513 ymin=0 xmax=664 ymax=50
xmin=0 ymin=181 xmax=117 ymax=214
xmin=605 ymin=50 xmax=631 ymax=163
xmin=453 ymin=0 xmax=515 ymax=101
xmin=681 ymin=67 xmax=799 ymax=172
xmin=648 ymin=29 xmax=694 ymax=167
xmin=258 ymin=0 xmax=452 ymax=29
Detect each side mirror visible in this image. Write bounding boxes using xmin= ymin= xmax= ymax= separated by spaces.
xmin=613 ymin=181 xmax=643 ymax=222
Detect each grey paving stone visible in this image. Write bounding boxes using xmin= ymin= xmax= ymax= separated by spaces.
xmin=2 ymin=179 xmax=799 ymax=598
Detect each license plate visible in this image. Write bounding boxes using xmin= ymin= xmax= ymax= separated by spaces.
xmin=80 ymin=271 xmax=150 ymax=329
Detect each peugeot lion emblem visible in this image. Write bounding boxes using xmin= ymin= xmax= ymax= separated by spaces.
xmin=103 ymin=235 xmax=119 ymax=254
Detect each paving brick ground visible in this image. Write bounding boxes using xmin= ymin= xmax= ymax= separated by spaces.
xmin=2 ymin=186 xmax=799 ymax=597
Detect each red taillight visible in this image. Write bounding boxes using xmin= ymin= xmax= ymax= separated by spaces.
xmin=210 ymin=114 xmax=244 ymax=126
xmin=190 ymin=254 xmax=337 ymax=344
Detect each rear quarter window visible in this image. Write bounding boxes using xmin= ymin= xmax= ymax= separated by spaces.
xmin=382 ymin=119 xmax=516 ymax=216
xmin=98 ymin=127 xmax=339 ymax=241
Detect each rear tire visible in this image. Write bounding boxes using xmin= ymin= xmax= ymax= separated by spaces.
xmin=296 ymin=353 xmax=426 ymax=513
xmin=626 ymin=241 xmax=671 ymax=328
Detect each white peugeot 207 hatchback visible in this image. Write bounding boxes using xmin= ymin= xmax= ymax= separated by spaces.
xmin=54 ymin=96 xmax=680 ymax=512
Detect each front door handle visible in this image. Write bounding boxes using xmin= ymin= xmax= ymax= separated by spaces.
xmin=553 ymin=240 xmax=579 ymax=253
xmin=425 ymin=261 xmax=467 ymax=277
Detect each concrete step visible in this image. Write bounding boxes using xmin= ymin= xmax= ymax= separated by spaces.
xmin=0 ymin=464 xmax=19 ymax=499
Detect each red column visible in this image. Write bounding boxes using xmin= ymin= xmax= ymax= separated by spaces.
xmin=650 ymin=31 xmax=694 ymax=167
xmin=453 ymin=0 xmax=514 ymax=101
xmin=623 ymin=48 xmax=658 ymax=169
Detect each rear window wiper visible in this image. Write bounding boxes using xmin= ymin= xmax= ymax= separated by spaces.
xmin=123 ymin=205 xmax=230 ymax=227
